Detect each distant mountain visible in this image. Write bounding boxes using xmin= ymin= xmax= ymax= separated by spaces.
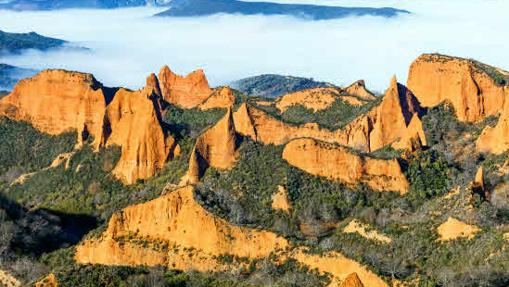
xmin=156 ymin=0 xmax=408 ymax=20
xmin=0 ymin=30 xmax=66 ymax=55
xmin=231 ymin=74 xmax=333 ymax=98
xmin=0 ymin=64 xmax=37 ymax=91
xmin=0 ymin=0 xmax=170 ymax=10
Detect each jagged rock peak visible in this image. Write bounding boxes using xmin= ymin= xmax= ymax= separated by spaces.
xmin=365 ymin=75 xmax=424 ymax=151
xmin=106 ymin=87 xmax=179 ymax=184
xmin=198 ymin=86 xmax=236 ymax=110
xmin=75 ymin=185 xmax=288 ymax=267
xmin=181 ymin=107 xmax=238 ymax=185
xmin=407 ymin=53 xmax=508 ymax=122
xmin=0 ymin=69 xmax=179 ymax=185
xmin=345 ymin=80 xmax=376 ymax=101
xmin=157 ymin=65 xmax=213 ymax=108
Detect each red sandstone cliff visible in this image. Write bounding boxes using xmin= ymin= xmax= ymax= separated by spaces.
xmin=0 ymin=70 xmax=179 ymax=184
xmin=158 ymin=66 xmax=213 ymax=109
xmin=407 ymin=53 xmax=508 ymax=122
xmin=282 ymin=138 xmax=409 ymax=194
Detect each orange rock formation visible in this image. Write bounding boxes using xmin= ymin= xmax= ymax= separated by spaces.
xmin=477 ymin=90 xmax=509 ymax=154
xmin=75 ymin=186 xmax=288 ymax=267
xmin=234 ymin=103 xmax=351 ymax=146
xmin=198 ymin=86 xmax=236 ymax=110
xmin=345 ymin=80 xmax=376 ymax=101
xmin=339 ymin=76 xmax=424 ymax=152
xmin=343 ymin=219 xmax=392 ymax=244
xmin=0 ymin=70 xmax=107 ymax=148
xmin=182 ymin=108 xmax=238 ymax=184
xmin=158 ymin=66 xmax=213 ymax=109
xmin=407 ymin=53 xmax=508 ymax=122
xmin=282 ymin=138 xmax=409 ymax=194
xmin=0 ymin=269 xmax=20 ymax=287
xmin=340 ymin=273 xmax=365 ymax=287
xmin=0 ymin=70 xmax=179 ymax=184
xmin=291 ymin=249 xmax=388 ymax=287
xmin=105 ymin=87 xmax=179 ymax=184
xmin=234 ymin=76 xmax=425 ymax=153
xmin=437 ymin=217 xmax=480 ymax=241
xmin=271 ymin=185 xmax=291 ymax=212
xmin=34 ymin=274 xmax=58 ymax=287
xmin=76 ymin=185 xmax=388 ymax=286
xmin=275 ymin=87 xmax=368 ymax=113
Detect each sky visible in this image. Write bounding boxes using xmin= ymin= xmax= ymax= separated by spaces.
xmin=0 ymin=0 xmax=508 ymax=93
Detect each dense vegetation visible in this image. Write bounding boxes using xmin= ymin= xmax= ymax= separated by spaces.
xmin=280 ymin=96 xmax=381 ymax=130
xmin=0 ymin=30 xmax=66 ymax=55
xmin=2 ymin=89 xmax=509 ymax=286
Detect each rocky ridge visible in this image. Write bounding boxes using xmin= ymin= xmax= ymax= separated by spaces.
xmin=282 ymin=138 xmax=409 ymax=194
xmin=407 ymin=53 xmax=508 ymax=122
xmin=76 ymin=186 xmax=387 ymax=287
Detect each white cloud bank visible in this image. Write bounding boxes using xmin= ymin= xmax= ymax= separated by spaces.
xmin=0 ymin=0 xmax=507 ymax=92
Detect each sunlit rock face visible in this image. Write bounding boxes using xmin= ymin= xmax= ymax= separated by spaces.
xmin=0 ymin=69 xmax=179 ymax=184
xmin=0 ymin=70 xmax=108 ymax=148
xmin=477 ymin=89 xmax=509 ymax=154
xmin=233 ymin=76 xmax=425 ymax=153
xmin=181 ymin=108 xmax=238 ymax=185
xmin=75 ymin=186 xmax=288 ymax=266
xmin=282 ymin=138 xmax=409 ymax=194
xmin=105 ymin=87 xmax=179 ymax=184
xmin=407 ymin=53 xmax=508 ymax=123
xmin=158 ymin=66 xmax=213 ymax=109
xmin=198 ymin=86 xmax=236 ymax=110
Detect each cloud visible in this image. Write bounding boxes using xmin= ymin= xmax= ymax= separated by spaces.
xmin=0 ymin=0 xmax=507 ymax=92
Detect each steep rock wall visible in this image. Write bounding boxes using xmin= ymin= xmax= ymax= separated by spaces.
xmin=0 ymin=70 xmax=108 ymax=148
xmin=282 ymin=138 xmax=409 ymax=194
xmin=158 ymin=66 xmax=212 ymax=108
xmin=182 ymin=108 xmax=238 ymax=184
xmin=407 ymin=53 xmax=508 ymax=122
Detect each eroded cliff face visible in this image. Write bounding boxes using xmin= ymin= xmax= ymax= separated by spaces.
xmin=282 ymin=138 xmax=409 ymax=194
xmin=105 ymin=87 xmax=179 ymax=184
xmin=198 ymin=86 xmax=236 ymax=110
xmin=291 ymin=249 xmax=387 ymax=287
xmin=477 ymin=90 xmax=509 ymax=154
xmin=234 ymin=76 xmax=425 ymax=153
xmin=275 ymin=87 xmax=369 ymax=113
xmin=0 ymin=70 xmax=179 ymax=184
xmin=0 ymin=70 xmax=107 ymax=148
xmin=76 ymin=186 xmax=388 ymax=287
xmin=345 ymin=80 xmax=376 ymax=101
xmin=233 ymin=103 xmax=341 ymax=146
xmin=338 ymin=76 xmax=425 ymax=152
xmin=158 ymin=66 xmax=213 ymax=109
xmin=75 ymin=186 xmax=288 ymax=266
xmin=407 ymin=53 xmax=508 ymax=122
xmin=181 ymin=108 xmax=238 ymax=184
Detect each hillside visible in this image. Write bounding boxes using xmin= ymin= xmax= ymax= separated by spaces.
xmin=156 ymin=0 xmax=408 ymax=20
xmin=0 ymin=30 xmax=66 ymax=55
xmin=231 ymin=74 xmax=333 ymax=98
xmin=1 ymin=53 xmax=509 ymax=287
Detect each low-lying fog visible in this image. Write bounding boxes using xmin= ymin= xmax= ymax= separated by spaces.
xmin=0 ymin=0 xmax=507 ymax=92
